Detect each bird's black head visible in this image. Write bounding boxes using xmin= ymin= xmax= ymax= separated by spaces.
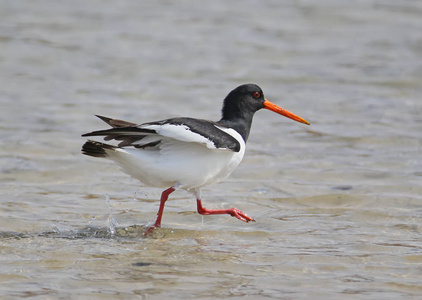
xmin=221 ymin=84 xmax=266 ymax=121
xmin=218 ymin=83 xmax=310 ymax=142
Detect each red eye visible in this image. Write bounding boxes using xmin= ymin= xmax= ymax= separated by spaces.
xmin=253 ymin=92 xmax=261 ymax=98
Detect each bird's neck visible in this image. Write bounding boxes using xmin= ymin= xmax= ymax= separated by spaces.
xmin=217 ymin=116 xmax=253 ymax=143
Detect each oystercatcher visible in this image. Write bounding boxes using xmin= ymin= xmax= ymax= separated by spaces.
xmin=82 ymin=84 xmax=309 ymax=228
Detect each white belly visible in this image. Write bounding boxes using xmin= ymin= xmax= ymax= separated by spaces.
xmin=107 ymin=128 xmax=245 ymax=190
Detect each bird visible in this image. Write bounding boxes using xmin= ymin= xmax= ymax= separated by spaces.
xmin=81 ymin=84 xmax=310 ymax=229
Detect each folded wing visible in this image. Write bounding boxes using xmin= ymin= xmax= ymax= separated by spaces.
xmin=82 ymin=115 xmax=241 ymax=152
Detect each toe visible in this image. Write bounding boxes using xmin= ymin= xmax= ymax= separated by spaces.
xmin=232 ymin=208 xmax=254 ymax=223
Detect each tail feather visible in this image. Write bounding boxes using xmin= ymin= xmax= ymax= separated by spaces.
xmin=82 ymin=140 xmax=116 ymax=158
xmin=95 ymin=115 xmax=136 ymax=128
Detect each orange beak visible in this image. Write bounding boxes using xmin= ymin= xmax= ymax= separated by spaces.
xmin=263 ymin=99 xmax=310 ymax=125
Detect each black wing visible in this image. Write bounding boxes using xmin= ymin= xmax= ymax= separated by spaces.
xmin=82 ymin=116 xmax=241 ymax=152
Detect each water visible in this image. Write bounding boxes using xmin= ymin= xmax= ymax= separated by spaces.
xmin=1 ymin=1 xmax=421 ymax=299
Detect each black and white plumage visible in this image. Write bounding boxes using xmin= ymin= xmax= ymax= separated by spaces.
xmin=82 ymin=84 xmax=310 ymax=229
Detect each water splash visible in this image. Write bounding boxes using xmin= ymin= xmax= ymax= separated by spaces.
xmin=105 ymin=194 xmax=116 ymax=236
xmin=88 ymin=216 xmax=96 ymax=225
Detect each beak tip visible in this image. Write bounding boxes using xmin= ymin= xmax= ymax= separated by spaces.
xmin=264 ymin=99 xmax=310 ymax=126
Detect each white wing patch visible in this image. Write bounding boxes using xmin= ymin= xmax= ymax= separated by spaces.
xmin=131 ymin=135 xmax=161 ymax=146
xmin=140 ymin=123 xmax=218 ymax=149
xmin=214 ymin=125 xmax=245 ymax=153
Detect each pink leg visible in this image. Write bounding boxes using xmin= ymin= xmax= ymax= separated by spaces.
xmin=196 ymin=199 xmax=255 ymax=223
xmin=153 ymin=187 xmax=176 ymax=228
xmin=144 ymin=187 xmax=176 ymax=236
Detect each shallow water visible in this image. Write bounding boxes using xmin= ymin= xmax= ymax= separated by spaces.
xmin=1 ymin=1 xmax=421 ymax=299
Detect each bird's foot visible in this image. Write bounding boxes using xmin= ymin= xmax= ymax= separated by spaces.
xmin=143 ymin=226 xmax=155 ymax=236
xmin=196 ymin=199 xmax=255 ymax=223
xmin=227 ymin=207 xmax=255 ymax=223
xmin=143 ymin=223 xmax=161 ymax=236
